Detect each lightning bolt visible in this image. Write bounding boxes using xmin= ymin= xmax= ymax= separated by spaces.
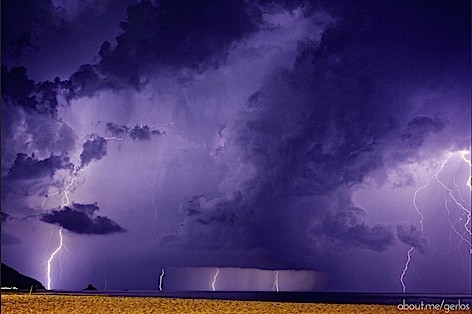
xmin=400 ymin=247 xmax=415 ymax=293
xmin=434 ymin=152 xmax=471 ymax=238
xmin=459 ymin=150 xmax=472 ymax=189
xmin=272 ymin=270 xmax=280 ymax=292
xmin=159 ymin=268 xmax=165 ymax=292
xmin=45 ymin=167 xmax=83 ymax=290
xmin=61 ymin=176 xmax=77 ymax=208
xmin=400 ymin=180 xmax=430 ymax=293
xmin=60 ymin=167 xmax=85 ymax=208
xmin=412 ymin=180 xmax=432 ymax=231
xmin=46 ymin=228 xmax=63 ymax=290
xmin=104 ymin=136 xmax=125 ymax=141
xmin=400 ymin=150 xmax=472 ymax=293
xmin=452 ymin=176 xmax=471 ymax=207
xmin=211 ymin=267 xmax=220 ymax=291
xmin=40 ymin=191 xmax=60 ymax=208
xmin=443 ymin=188 xmax=471 ymax=246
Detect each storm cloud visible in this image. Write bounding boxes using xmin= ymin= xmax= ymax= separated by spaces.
xmin=41 ymin=203 xmax=125 ymax=235
xmin=80 ymin=135 xmax=107 ymax=168
xmin=129 ymin=125 xmax=152 ymax=141
xmin=396 ymin=224 xmax=428 ymax=254
xmin=106 ymin=122 xmax=128 ymax=137
xmin=97 ymin=0 xmax=261 ymax=86
xmin=4 ymin=153 xmax=72 ymax=181
xmin=66 ymin=64 xmax=114 ymax=100
xmin=1 ymin=65 xmax=62 ymax=117
xmin=1 ymin=0 xmax=470 ymax=293
xmin=105 ymin=123 xmax=161 ymax=141
xmin=162 ymin=1 xmax=471 ymax=273
xmin=320 ymin=207 xmax=395 ymax=252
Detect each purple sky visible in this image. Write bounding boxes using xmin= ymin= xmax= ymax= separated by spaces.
xmin=1 ymin=0 xmax=471 ymax=293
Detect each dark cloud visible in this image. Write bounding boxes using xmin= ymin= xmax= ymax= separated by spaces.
xmin=106 ymin=122 xmax=128 ymax=137
xmin=65 ymin=64 xmax=116 ymax=100
xmin=1 ymin=66 xmax=34 ymax=105
xmin=396 ymin=224 xmax=428 ymax=254
xmin=97 ymin=0 xmax=261 ymax=86
xmin=1 ymin=212 xmax=11 ymax=222
xmin=1 ymin=0 xmax=136 ymax=81
xmin=163 ymin=190 xmax=256 ymax=250
xmin=319 ymin=207 xmax=395 ymax=252
xmin=129 ymin=125 xmax=151 ymax=141
xmin=4 ymin=153 xmax=72 ymax=181
xmin=401 ymin=116 xmax=447 ymax=148
xmin=1 ymin=65 xmax=66 ymax=117
xmin=1 ymin=66 xmax=77 ymax=163
xmin=105 ymin=123 xmax=161 ymax=141
xmin=80 ymin=135 xmax=107 ymax=168
xmin=407 ymin=116 xmax=447 ymax=132
xmin=40 ymin=202 xmax=126 ymax=235
xmin=2 ymin=0 xmax=260 ymax=100
xmin=183 ymin=196 xmax=237 ymax=226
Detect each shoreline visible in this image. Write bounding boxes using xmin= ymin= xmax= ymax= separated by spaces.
xmin=3 ymin=290 xmax=471 ymax=305
xmin=3 ymin=294 xmax=471 ymax=314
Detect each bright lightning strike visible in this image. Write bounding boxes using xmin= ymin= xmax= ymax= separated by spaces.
xmin=413 ymin=180 xmax=431 ymax=232
xmin=434 ymin=153 xmax=471 ymax=237
xmin=61 ymin=176 xmax=77 ymax=208
xmin=40 ymin=191 xmax=60 ymax=208
xmin=400 ymin=180 xmax=429 ymax=293
xmin=211 ymin=268 xmax=220 ymax=291
xmin=46 ymin=228 xmax=63 ymax=290
xmin=442 ymin=189 xmax=471 ymax=246
xmin=60 ymin=167 xmax=85 ymax=208
xmin=272 ymin=270 xmax=280 ymax=292
xmin=400 ymin=247 xmax=414 ymax=293
xmin=459 ymin=150 xmax=471 ymax=189
xmin=45 ymin=168 xmax=83 ymax=290
xmin=452 ymin=176 xmax=471 ymax=207
xmin=400 ymin=150 xmax=472 ymax=293
xmin=159 ymin=268 xmax=165 ymax=292
xmin=459 ymin=150 xmax=471 ymax=166
xmin=104 ymin=136 xmax=125 ymax=141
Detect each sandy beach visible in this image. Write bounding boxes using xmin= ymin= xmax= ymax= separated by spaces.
xmin=2 ymin=294 xmax=469 ymax=314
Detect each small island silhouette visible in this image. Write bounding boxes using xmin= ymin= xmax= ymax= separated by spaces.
xmin=83 ymin=283 xmax=97 ymax=291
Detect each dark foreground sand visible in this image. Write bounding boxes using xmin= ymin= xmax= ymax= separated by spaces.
xmin=1 ymin=294 xmax=469 ymax=314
